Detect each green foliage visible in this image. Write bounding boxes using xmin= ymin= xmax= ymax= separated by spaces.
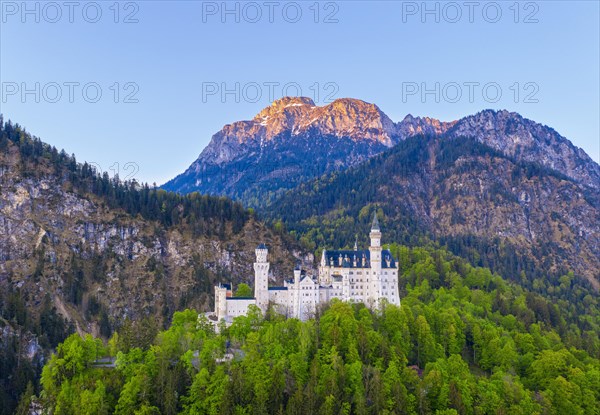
xmin=39 ymin=247 xmax=600 ymax=414
xmin=0 ymin=289 xmax=74 ymax=414
xmin=114 ymin=317 xmax=160 ymax=353
xmin=234 ymin=283 xmax=253 ymax=298
xmin=14 ymin=382 xmax=35 ymax=415
xmin=39 ymin=333 xmax=117 ymax=414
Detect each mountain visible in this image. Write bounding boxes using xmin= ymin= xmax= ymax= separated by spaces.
xmin=162 ymin=97 xmax=403 ymax=206
xmin=163 ymin=99 xmax=599 ymax=207
xmin=0 ymin=119 xmax=309 ymax=413
xmin=265 ymin=134 xmax=600 ymax=290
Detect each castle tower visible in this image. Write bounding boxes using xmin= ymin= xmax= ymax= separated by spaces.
xmin=254 ymin=243 xmax=270 ymax=313
xmin=319 ymin=250 xmax=330 ymax=285
xmin=215 ymin=284 xmax=228 ymax=321
xmin=294 ymin=265 xmax=301 ymax=286
xmin=368 ymin=212 xmax=382 ymax=307
xmin=293 ymin=264 xmax=301 ymax=319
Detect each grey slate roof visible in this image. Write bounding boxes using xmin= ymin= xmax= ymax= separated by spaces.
xmin=323 ymin=249 xmax=397 ymax=268
xmin=371 ymin=212 xmax=380 ymax=231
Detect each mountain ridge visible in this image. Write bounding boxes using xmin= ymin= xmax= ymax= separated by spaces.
xmin=163 ymin=98 xmax=599 ymax=202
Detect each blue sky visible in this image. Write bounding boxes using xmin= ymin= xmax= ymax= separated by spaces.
xmin=1 ymin=1 xmax=598 ymax=184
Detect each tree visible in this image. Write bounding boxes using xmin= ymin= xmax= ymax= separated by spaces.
xmin=235 ymin=283 xmax=253 ymax=298
xmin=545 ymin=376 xmax=584 ymax=415
xmin=14 ymin=382 xmax=34 ymax=415
xmin=414 ymin=315 xmax=438 ymax=367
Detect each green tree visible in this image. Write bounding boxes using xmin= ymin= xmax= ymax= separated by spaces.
xmin=414 ymin=315 xmax=438 ymax=367
xmin=235 ymin=283 xmax=253 ymax=298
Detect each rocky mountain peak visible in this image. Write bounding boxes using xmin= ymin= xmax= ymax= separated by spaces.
xmin=248 ymin=96 xmax=397 ymax=144
xmin=452 ymin=109 xmax=523 ymax=131
xmin=253 ymin=96 xmax=316 ymax=123
xmin=447 ymin=109 xmax=600 ymax=188
xmin=396 ymin=114 xmax=456 ymax=137
xmin=309 ymin=98 xmax=397 ymax=145
xmin=200 ymin=97 xmax=401 ymax=166
xmin=266 ymin=96 xmax=316 ymax=110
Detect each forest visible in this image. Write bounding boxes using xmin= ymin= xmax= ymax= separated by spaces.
xmin=34 ymin=246 xmax=600 ymax=414
xmin=0 ymin=117 xmax=254 ymax=414
xmin=0 ymin=117 xmax=250 ymax=237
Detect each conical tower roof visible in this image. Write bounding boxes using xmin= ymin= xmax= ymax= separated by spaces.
xmin=371 ymin=212 xmax=380 ymax=231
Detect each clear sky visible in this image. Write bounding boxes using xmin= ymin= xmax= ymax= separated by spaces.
xmin=1 ymin=0 xmax=598 ymax=185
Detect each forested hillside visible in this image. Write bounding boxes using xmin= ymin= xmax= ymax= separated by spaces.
xmin=263 ymin=135 xmax=600 ymax=319
xmin=0 ymin=117 xmax=249 ymax=233
xmin=37 ymin=246 xmax=600 ymax=414
xmin=0 ymin=118 xmax=307 ymax=414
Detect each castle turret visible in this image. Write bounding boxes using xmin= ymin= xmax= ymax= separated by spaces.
xmin=370 ymin=212 xmax=381 ymax=248
xmin=215 ymin=284 xmax=228 ymax=321
xmin=254 ymin=243 xmax=270 ymax=313
xmin=293 ymin=264 xmax=301 ymax=319
xmin=369 ymin=212 xmax=382 ymax=307
xmin=294 ymin=264 xmax=301 ymax=286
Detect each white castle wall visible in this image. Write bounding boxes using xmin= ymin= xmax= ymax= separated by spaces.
xmin=224 ymin=298 xmax=255 ymax=317
xmin=210 ymin=214 xmax=401 ymax=325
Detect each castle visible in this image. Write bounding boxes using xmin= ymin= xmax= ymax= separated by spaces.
xmin=211 ymin=214 xmax=400 ymax=324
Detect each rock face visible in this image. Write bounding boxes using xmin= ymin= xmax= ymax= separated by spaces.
xmin=444 ymin=110 xmax=600 ymax=189
xmin=396 ymin=114 xmax=456 ymax=138
xmin=163 ymin=99 xmax=599 ymax=206
xmin=200 ymin=97 xmax=399 ymax=165
xmin=0 ymin=138 xmax=309 ymax=340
